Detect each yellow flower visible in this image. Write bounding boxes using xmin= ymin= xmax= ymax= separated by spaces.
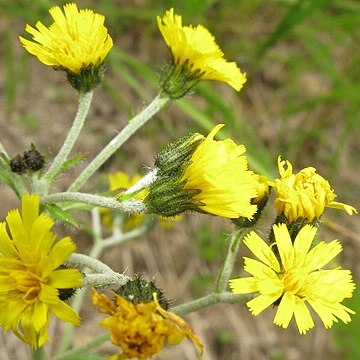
xmin=0 ymin=194 xmax=82 ymax=348
xmin=19 ymin=3 xmax=113 ymax=74
xmin=157 ymin=8 xmax=246 ymax=92
xmin=229 ymin=224 xmax=355 ymax=334
xmin=181 ymin=124 xmax=257 ymax=219
xmin=92 ymin=289 xmax=203 ymax=359
xmin=269 ymin=156 xmax=357 ymax=222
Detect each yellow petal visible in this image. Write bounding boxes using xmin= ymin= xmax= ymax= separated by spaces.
xmin=21 ymin=194 xmax=40 ymax=234
xmin=304 ymin=240 xmax=342 ymax=271
xmin=92 ymin=288 xmax=117 ymax=315
xmin=273 ymin=292 xmax=296 ymax=329
xmin=310 ymin=269 xmax=355 ymax=301
xmin=293 ymin=225 xmax=317 ymax=266
xmin=229 ymin=277 xmax=259 ymax=294
xmin=154 ymin=293 xmax=203 ymax=355
xmin=247 ymin=294 xmax=280 ymax=316
xmin=293 ymin=299 xmax=314 ymax=334
xmin=50 ymin=300 xmax=81 ymax=325
xmin=328 ymin=201 xmax=357 ymax=215
xmin=243 ymin=231 xmax=280 ymax=272
xmin=0 ymin=222 xmax=17 ymax=257
xmin=273 ymin=224 xmax=294 ymax=271
xmin=40 ymin=236 xmax=76 ymax=277
xmin=32 ymin=301 xmax=49 ymax=332
xmin=48 ymin=269 xmax=83 ymax=288
xmin=243 ymin=257 xmax=279 ymax=280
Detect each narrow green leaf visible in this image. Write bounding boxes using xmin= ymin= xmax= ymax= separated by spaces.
xmin=45 ymin=204 xmax=81 ymax=230
xmin=53 ymin=154 xmax=85 ymax=180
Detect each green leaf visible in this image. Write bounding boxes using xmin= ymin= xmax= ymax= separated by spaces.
xmin=53 ymin=154 xmax=85 ymax=180
xmin=44 ymin=204 xmax=81 ymax=230
xmin=0 ymin=162 xmax=21 ymax=196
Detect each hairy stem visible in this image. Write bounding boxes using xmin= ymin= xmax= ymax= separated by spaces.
xmin=68 ymin=94 xmax=169 ymax=192
xmin=172 ymin=292 xmax=251 ymax=316
xmin=31 ymin=347 xmax=45 ymax=360
xmin=42 ymin=91 xmax=94 ymax=190
xmin=42 ymin=192 xmax=146 ymax=213
xmin=215 ymin=228 xmax=247 ymax=293
xmin=50 ymin=333 xmax=110 ymax=360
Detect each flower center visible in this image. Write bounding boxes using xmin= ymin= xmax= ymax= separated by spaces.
xmin=282 ymin=268 xmax=308 ymax=296
xmin=12 ymin=269 xmax=43 ymax=303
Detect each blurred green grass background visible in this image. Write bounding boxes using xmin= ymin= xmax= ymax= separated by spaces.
xmin=1 ymin=0 xmax=360 ymax=359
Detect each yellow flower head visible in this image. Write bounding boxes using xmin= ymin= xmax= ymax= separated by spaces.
xmin=157 ymin=8 xmax=246 ymax=92
xmin=19 ymin=3 xmax=113 ymax=74
xmin=92 ymin=289 xmax=203 ymax=359
xmin=181 ymin=124 xmax=258 ymax=219
xmin=229 ymin=224 xmax=356 ymax=334
xmin=269 ymin=156 xmax=357 ymax=222
xmin=0 ymin=195 xmax=82 ymax=348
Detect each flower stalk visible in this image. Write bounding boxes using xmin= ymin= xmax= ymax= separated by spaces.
xmin=42 ymin=91 xmax=94 ymax=190
xmin=31 ymin=347 xmax=45 ymax=360
xmin=68 ymin=253 xmax=128 ymax=281
xmin=215 ymin=228 xmax=247 ymax=293
xmin=68 ymin=94 xmax=169 ymax=192
xmin=124 ymin=169 xmax=158 ymax=195
xmin=172 ymin=292 xmax=251 ymax=316
xmin=42 ymin=192 xmax=146 ymax=213
xmin=50 ymin=333 xmax=110 ymax=360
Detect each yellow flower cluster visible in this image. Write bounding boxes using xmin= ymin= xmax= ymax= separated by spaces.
xmin=269 ymin=156 xmax=357 ymax=222
xmin=0 ymin=195 xmax=82 ymax=348
xmin=92 ymin=289 xmax=203 ymax=359
xmin=230 ymin=224 xmax=355 ymax=334
xmin=19 ymin=3 xmax=113 ymax=74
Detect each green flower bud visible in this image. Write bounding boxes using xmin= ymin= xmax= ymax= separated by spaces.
xmin=145 ymin=176 xmax=201 ymax=217
xmin=145 ymin=132 xmax=204 ymax=217
xmin=154 ymin=132 xmax=203 ymax=176
xmin=160 ymin=60 xmax=204 ymax=99
xmin=66 ymin=64 xmax=106 ymax=93
xmin=115 ymin=275 xmax=170 ymax=310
